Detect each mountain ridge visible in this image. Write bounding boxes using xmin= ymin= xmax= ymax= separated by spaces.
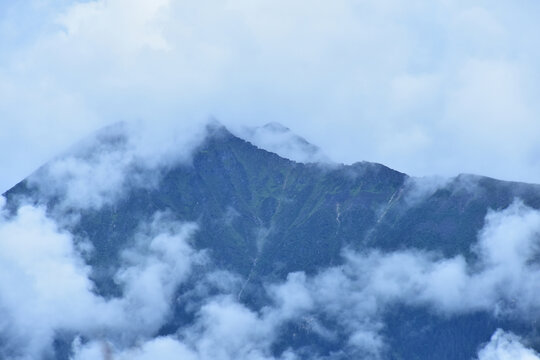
xmin=5 ymin=122 xmax=540 ymax=281
xmin=3 ymin=122 xmax=540 ymax=360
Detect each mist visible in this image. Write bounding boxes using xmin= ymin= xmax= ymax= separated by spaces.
xmin=2 ymin=0 xmax=540 ymax=192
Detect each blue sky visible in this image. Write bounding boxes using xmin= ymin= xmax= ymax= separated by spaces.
xmin=2 ymin=0 xmax=540 ymax=191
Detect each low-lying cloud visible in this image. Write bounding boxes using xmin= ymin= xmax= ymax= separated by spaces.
xmin=2 ymin=194 xmax=540 ymax=359
xmin=0 ymin=198 xmax=205 ymax=359
xmin=476 ymin=330 xmax=540 ymax=360
xmin=73 ymin=200 xmax=540 ymax=359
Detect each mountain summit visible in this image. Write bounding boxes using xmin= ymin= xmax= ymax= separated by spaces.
xmin=3 ymin=123 xmax=540 ymax=360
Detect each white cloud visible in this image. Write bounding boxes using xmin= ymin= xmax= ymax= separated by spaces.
xmin=2 ymin=0 xmax=540 ymax=192
xmin=72 ymin=293 xmax=305 ymax=360
xmin=390 ymin=73 xmax=441 ymax=112
xmin=110 ymin=336 xmax=197 ymax=360
xmin=401 ymin=175 xmax=452 ymax=205
xmin=113 ymin=212 xmax=207 ymax=341
xmin=233 ymin=123 xmax=329 ymax=164
xmin=5 ymin=193 xmax=539 ymax=359
xmin=57 ymin=0 xmax=172 ymax=54
xmin=0 ymin=202 xmax=116 ymax=358
xmin=476 ymin=329 xmax=540 ymax=360
xmin=26 ymin=120 xmax=208 ymax=210
xmin=0 ymin=198 xmax=204 ymax=359
xmin=76 ymin=336 xmax=197 ymax=360
xmin=252 ymin=200 xmax=540 ymax=357
xmin=332 ymin=200 xmax=540 ymax=318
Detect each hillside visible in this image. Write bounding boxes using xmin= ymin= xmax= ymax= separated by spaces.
xmin=3 ymin=123 xmax=540 ymax=360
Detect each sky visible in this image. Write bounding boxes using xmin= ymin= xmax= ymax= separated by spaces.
xmin=3 ymin=2 xmax=540 ymax=357
xmin=1 ymin=0 xmax=540 ymax=192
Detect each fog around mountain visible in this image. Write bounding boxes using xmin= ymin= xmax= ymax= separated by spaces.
xmin=2 ymin=2 xmax=540 ymax=358
xmin=2 ymin=0 xmax=540 ymax=192
xmin=2 ymin=122 xmax=540 ymax=360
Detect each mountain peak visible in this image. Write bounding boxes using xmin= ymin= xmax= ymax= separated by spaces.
xmin=261 ymin=122 xmax=291 ymax=133
xmin=232 ymin=122 xmax=329 ymax=164
xmin=4 ymin=120 xmax=540 ymax=360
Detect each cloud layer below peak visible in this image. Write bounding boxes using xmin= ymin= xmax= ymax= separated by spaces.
xmin=2 ymin=193 xmax=540 ymax=359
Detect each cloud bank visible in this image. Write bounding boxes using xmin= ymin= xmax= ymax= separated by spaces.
xmin=476 ymin=330 xmax=540 ymax=360
xmin=3 ymin=192 xmax=540 ymax=359
xmin=0 ymin=198 xmax=205 ymax=359
xmin=2 ymin=0 xmax=540 ymax=192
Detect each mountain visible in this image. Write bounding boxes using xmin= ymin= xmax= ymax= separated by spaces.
xmin=3 ymin=123 xmax=540 ymax=360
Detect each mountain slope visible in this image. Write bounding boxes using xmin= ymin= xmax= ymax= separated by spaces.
xmin=3 ymin=123 xmax=540 ymax=360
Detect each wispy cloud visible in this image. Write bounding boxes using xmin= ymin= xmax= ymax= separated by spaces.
xmin=2 ymin=0 xmax=540 ymax=192
xmin=24 ymin=121 xmax=208 ymax=210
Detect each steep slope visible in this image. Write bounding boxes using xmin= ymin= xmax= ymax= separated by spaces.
xmin=5 ymin=125 xmax=407 ymax=284
xmin=3 ymin=123 xmax=540 ymax=360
